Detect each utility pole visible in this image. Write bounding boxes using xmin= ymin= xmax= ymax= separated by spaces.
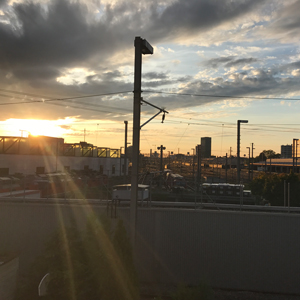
xmin=157 ymin=145 xmax=166 ymax=188
xmin=284 ymin=180 xmax=286 ymax=207
xmin=246 ymin=146 xmax=250 ymax=181
xmin=196 ymin=145 xmax=201 ymax=194
xmin=119 ymin=147 xmax=124 ymax=176
xmin=293 ymin=139 xmax=299 ymax=172
xmin=265 ymin=156 xmax=267 ymax=173
xmin=130 ymin=37 xmax=153 ymax=246
xmin=157 ymin=145 xmax=166 ymax=173
xmin=225 ymin=153 xmax=228 ymax=183
xmin=237 ymin=120 xmax=248 ymax=184
xmin=251 ymin=143 xmax=255 ymax=180
xmin=124 ymin=121 xmax=128 ymax=179
xmin=191 ymin=148 xmax=195 ymax=180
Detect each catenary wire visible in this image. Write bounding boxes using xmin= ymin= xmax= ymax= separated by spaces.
xmin=143 ymin=90 xmax=300 ymax=101
xmin=0 ymin=89 xmax=133 ymax=113
xmin=0 ymin=87 xmax=299 ymax=133
xmin=0 ymin=90 xmax=132 ymax=105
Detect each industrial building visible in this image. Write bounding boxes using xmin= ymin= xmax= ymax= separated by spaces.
xmin=201 ymin=137 xmax=211 ymax=158
xmin=0 ymin=135 xmax=125 ymax=177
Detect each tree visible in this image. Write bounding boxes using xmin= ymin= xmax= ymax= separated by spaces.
xmin=249 ymin=172 xmax=300 ymax=206
xmin=16 ymin=215 xmax=139 ymax=300
xmin=255 ymin=149 xmax=280 ymax=162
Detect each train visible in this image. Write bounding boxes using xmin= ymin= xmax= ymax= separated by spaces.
xmin=164 ymin=169 xmax=186 ymax=191
xmin=202 ymin=183 xmax=252 ymax=197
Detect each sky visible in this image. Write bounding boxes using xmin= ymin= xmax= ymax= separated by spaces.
xmin=0 ymin=0 xmax=300 ymax=157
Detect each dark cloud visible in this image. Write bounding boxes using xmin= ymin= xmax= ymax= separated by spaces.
xmin=262 ymin=1 xmax=300 ymax=42
xmin=0 ymin=0 xmax=296 ymax=123
xmin=145 ymin=60 xmax=300 ymax=111
xmin=144 ymin=72 xmax=168 ymax=80
xmin=203 ymin=56 xmax=258 ymax=68
xmin=101 ymin=70 xmax=123 ymax=81
xmin=143 ymin=79 xmax=174 ymax=88
xmin=13 ymin=66 xmax=61 ymax=81
xmin=203 ymin=57 xmax=235 ymax=68
xmin=225 ymin=58 xmax=258 ymax=68
xmin=270 ymin=1 xmax=300 ymax=32
xmin=177 ymin=75 xmax=193 ymax=82
xmin=143 ymin=74 xmax=191 ymax=88
xmin=0 ymin=0 xmax=267 ymax=83
xmin=0 ymin=1 xmax=112 ymax=70
xmin=147 ymin=0 xmax=266 ymax=40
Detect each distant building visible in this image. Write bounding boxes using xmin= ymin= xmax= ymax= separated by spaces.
xmin=253 ymin=158 xmax=299 ymax=173
xmin=0 ymin=135 xmax=125 ymax=177
xmin=281 ymin=144 xmax=292 ymax=158
xmin=201 ymin=137 xmax=211 ymax=158
xmin=292 ymin=139 xmax=300 ymax=158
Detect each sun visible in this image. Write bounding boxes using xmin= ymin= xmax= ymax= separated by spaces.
xmin=1 ymin=118 xmax=73 ymax=138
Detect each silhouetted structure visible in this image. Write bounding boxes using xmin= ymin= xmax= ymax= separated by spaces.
xmin=201 ymin=137 xmax=211 ymax=158
xmin=281 ymin=144 xmax=292 ymax=158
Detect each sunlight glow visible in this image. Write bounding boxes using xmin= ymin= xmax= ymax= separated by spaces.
xmin=0 ymin=118 xmax=75 ymax=138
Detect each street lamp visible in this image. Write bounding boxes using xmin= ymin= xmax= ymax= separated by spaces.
xmin=131 ymin=37 xmax=153 ymax=245
xmin=237 ymin=120 xmax=248 ymax=183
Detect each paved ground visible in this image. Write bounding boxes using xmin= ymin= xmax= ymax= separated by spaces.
xmin=141 ymin=289 xmax=300 ymax=300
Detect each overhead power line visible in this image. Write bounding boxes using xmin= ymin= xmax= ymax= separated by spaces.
xmin=143 ymin=90 xmax=300 ymax=101
xmin=0 ymin=90 xmax=132 ymax=106
xmin=0 ymin=89 xmax=133 ymax=114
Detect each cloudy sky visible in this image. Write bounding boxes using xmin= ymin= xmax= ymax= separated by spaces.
xmin=0 ymin=0 xmax=300 ymax=156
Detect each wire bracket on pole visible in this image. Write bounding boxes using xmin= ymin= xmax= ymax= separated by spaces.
xmin=139 ymin=97 xmax=169 ymax=129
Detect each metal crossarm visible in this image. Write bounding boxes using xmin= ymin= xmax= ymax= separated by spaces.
xmin=140 ymin=97 xmax=169 ymax=128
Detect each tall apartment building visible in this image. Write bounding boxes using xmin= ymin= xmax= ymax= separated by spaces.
xmin=292 ymin=139 xmax=300 ymax=157
xmin=281 ymin=144 xmax=292 ymax=158
xmin=201 ymin=137 xmax=211 ymax=158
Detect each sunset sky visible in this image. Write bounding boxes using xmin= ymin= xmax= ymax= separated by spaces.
xmin=0 ymin=0 xmax=300 ymax=157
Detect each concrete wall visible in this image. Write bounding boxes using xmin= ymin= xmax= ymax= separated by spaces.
xmin=134 ymin=209 xmax=300 ymax=295
xmin=0 ymin=257 xmax=19 ymax=300
xmin=0 ymin=202 xmax=299 ymax=295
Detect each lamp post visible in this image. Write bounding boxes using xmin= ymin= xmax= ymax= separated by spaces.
xmin=237 ymin=120 xmax=248 ymax=183
xmin=246 ymin=146 xmax=250 ymax=181
xmin=131 ymin=37 xmax=153 ymax=245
